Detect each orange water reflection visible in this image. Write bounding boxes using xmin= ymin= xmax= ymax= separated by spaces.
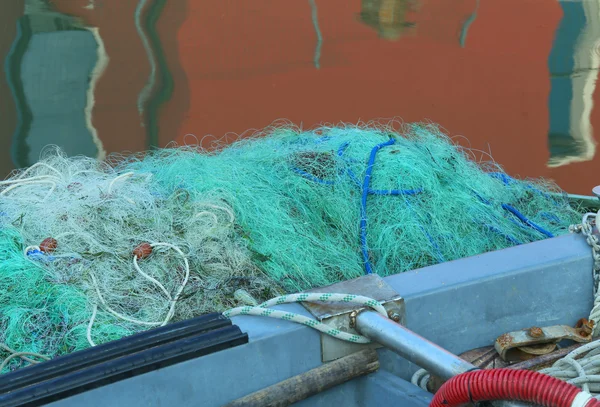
xmin=0 ymin=0 xmax=598 ymax=194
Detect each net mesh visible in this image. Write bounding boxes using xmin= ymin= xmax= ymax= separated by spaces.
xmin=0 ymin=122 xmax=581 ymax=372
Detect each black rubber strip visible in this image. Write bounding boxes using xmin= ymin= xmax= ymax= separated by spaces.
xmin=0 ymin=325 xmax=247 ymax=407
xmin=0 ymin=312 xmax=232 ymax=394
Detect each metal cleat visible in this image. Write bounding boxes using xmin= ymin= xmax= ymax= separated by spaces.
xmin=494 ymin=319 xmax=594 ymax=362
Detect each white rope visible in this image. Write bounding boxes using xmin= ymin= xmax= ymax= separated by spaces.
xmin=88 ymin=242 xmax=190 ymax=330
xmin=224 ymin=292 xmax=389 ymax=343
xmin=538 ymin=210 xmax=600 ymax=395
xmin=411 ymin=368 xmax=430 ymax=390
xmin=133 ymin=255 xmax=172 ymax=300
xmin=15 ymin=162 xmax=62 ymax=180
xmin=23 ymin=245 xmax=41 ymax=256
xmin=107 ymin=172 xmax=134 ymax=194
xmin=0 ymin=163 xmax=61 ymax=200
xmin=89 ymin=271 xmax=162 ymax=327
xmin=0 ymin=352 xmax=50 ymax=372
xmin=540 ymin=340 xmax=600 ymax=395
xmin=0 ymin=179 xmax=56 ymax=200
xmin=191 ymin=211 xmax=219 ymax=225
xmin=0 ymin=344 xmax=49 ymax=365
xmin=570 ymin=210 xmax=600 ymax=335
xmin=197 ymin=203 xmax=235 ymax=224
xmin=22 ymin=162 xmax=62 ymax=178
xmin=87 ymin=304 xmax=98 ymax=347
xmin=22 ymin=236 xmax=190 ymax=351
xmin=0 ymin=175 xmax=58 ymax=185
xmin=151 ymin=242 xmax=190 ymax=326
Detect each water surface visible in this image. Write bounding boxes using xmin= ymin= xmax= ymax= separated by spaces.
xmin=0 ymin=0 xmax=598 ymax=194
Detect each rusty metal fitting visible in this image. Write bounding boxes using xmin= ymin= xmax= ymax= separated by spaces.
xmin=576 ymin=318 xmax=595 ymax=337
xmin=349 ymin=310 xmax=358 ymax=328
xmin=528 ymin=327 xmax=544 ymax=338
xmin=387 ymin=311 xmax=401 ymax=323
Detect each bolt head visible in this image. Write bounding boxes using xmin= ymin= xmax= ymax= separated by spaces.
xmin=388 ymin=311 xmax=401 ymax=323
xmin=349 ymin=310 xmax=358 ymax=328
xmin=528 ymin=327 xmax=544 ymax=338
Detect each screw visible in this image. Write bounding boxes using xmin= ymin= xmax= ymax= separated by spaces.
xmin=349 ymin=310 xmax=358 ymax=328
xmin=581 ymin=325 xmax=592 ymax=337
xmin=576 ymin=318 xmax=594 ymax=337
xmin=388 ymin=311 xmax=401 ymax=323
xmin=528 ymin=327 xmax=544 ymax=338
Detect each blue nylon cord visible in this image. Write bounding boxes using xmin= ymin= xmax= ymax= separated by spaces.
xmin=484 ymin=224 xmax=523 ymax=245
xmin=26 ymin=249 xmax=56 ymax=262
xmin=291 ymin=168 xmax=335 ymax=185
xmin=360 ymin=138 xmax=396 ymax=273
xmin=337 ymin=141 xmax=350 ymax=157
xmin=540 ymin=211 xmax=562 ymax=224
xmin=368 ymin=188 xmax=423 ymax=196
xmin=502 ymin=203 xmax=554 ymax=238
xmin=293 ymin=137 xmax=427 ymax=274
xmin=471 ymin=190 xmax=492 ymax=205
xmin=489 ymin=172 xmax=513 ymax=185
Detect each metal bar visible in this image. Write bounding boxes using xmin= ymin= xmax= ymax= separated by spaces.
xmin=355 ymin=311 xmax=530 ymax=407
xmin=355 ymin=310 xmax=473 ymax=380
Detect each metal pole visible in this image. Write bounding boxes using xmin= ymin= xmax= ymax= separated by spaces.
xmin=355 ymin=311 xmax=530 ymax=407
xmin=355 ymin=310 xmax=473 ymax=380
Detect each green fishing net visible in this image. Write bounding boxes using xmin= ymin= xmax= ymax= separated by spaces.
xmin=0 ymin=122 xmax=581 ymax=372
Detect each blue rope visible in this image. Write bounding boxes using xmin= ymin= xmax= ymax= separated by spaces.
xmin=360 ymin=138 xmax=396 ymax=273
xmin=501 ymin=203 xmax=554 ymax=238
xmin=471 ymin=189 xmax=492 ymax=205
xmin=291 ymin=168 xmax=335 ymax=185
xmin=337 ymin=141 xmax=350 ymax=157
xmin=293 ymin=137 xmax=426 ymax=274
xmin=488 ymin=172 xmax=554 ymax=201
xmin=540 ymin=211 xmax=562 ymax=224
xmin=368 ymin=188 xmax=422 ymax=196
xmin=473 ymin=187 xmax=553 ymax=240
xmin=484 ymin=224 xmax=523 ymax=245
xmin=26 ymin=249 xmax=56 ymax=262
xmin=489 ymin=172 xmax=513 ymax=185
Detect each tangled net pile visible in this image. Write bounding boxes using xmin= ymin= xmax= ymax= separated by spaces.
xmin=0 ymin=122 xmax=581 ymax=373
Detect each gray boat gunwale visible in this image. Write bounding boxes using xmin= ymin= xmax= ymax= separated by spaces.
xmin=46 ymin=227 xmax=595 ymax=406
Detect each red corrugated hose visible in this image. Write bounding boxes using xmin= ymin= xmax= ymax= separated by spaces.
xmin=430 ymin=368 xmax=600 ymax=407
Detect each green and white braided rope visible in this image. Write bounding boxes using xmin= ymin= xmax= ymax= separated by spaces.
xmin=223 ymin=292 xmax=388 ymax=344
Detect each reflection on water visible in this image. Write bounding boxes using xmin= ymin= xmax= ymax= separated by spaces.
xmin=0 ymin=0 xmax=598 ymax=194
xmin=359 ymin=0 xmax=418 ymax=40
xmin=548 ymin=0 xmax=599 ymax=168
xmin=6 ymin=0 xmax=106 ymax=167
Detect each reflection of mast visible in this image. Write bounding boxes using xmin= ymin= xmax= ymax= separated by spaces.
xmin=134 ymin=0 xmax=174 ymax=149
xmin=459 ymin=0 xmax=479 ymax=48
xmin=135 ymin=0 xmax=156 ymax=120
xmin=6 ymin=0 xmax=107 ymax=167
xmin=359 ymin=0 xmax=417 ymax=40
xmin=547 ymin=0 xmax=599 ymax=168
xmin=308 ymin=0 xmax=323 ymax=69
